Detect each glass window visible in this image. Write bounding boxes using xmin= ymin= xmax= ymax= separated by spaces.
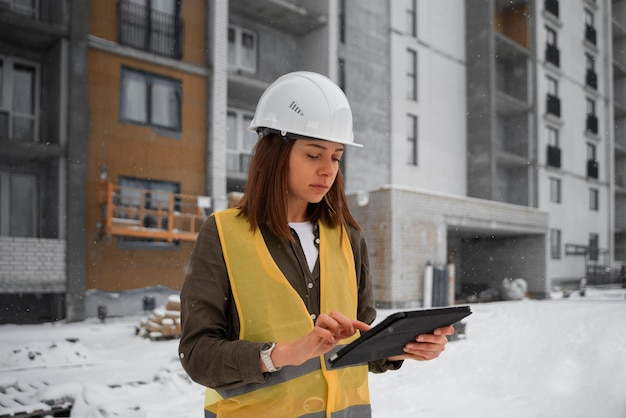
xmin=406 ymin=114 xmax=418 ymax=165
xmin=226 ymin=108 xmax=256 ymax=174
xmin=586 ymin=98 xmax=595 ymax=116
xmin=119 ymin=0 xmax=182 ymax=58
xmin=547 ymin=76 xmax=558 ymax=96
xmin=589 ymin=233 xmax=599 ymax=261
xmin=546 ymin=27 xmax=555 ymax=45
xmin=549 ymin=177 xmax=561 ymax=203
xmin=407 ymin=49 xmax=417 ymax=101
xmin=0 ymin=56 xmax=38 ymax=142
xmin=550 ymin=228 xmax=561 ymax=259
xmin=228 ymin=25 xmax=257 ymax=73
xmin=547 ymin=126 xmax=559 ymax=147
xmin=120 ymin=67 xmax=181 ymax=132
xmin=0 ymin=171 xmax=38 ymax=238
xmin=589 ymin=188 xmax=599 ymax=211
xmin=587 ymin=142 xmax=596 ymax=160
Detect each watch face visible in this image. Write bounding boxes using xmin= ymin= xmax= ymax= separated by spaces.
xmin=261 ymin=342 xmax=273 ymax=351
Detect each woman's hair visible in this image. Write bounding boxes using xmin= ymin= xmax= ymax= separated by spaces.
xmin=238 ymin=133 xmax=360 ymax=240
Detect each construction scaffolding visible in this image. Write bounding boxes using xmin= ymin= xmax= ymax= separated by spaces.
xmin=97 ymin=180 xmax=210 ymax=242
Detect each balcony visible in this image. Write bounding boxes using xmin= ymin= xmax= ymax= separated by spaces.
xmin=547 ymin=145 xmax=561 ymax=168
xmin=229 ymin=0 xmax=327 ymax=35
xmin=0 ymin=2 xmax=68 ymax=49
xmin=545 ymin=0 xmax=559 ymax=18
xmin=118 ymin=0 xmax=183 ymax=59
xmin=587 ymin=159 xmax=599 ymax=179
xmin=586 ymin=114 xmax=598 ymax=135
xmin=547 ymin=94 xmax=561 ymax=117
xmin=586 ymin=69 xmax=598 ymax=90
xmin=586 ymin=24 xmax=597 ymax=45
xmin=545 ymin=44 xmax=560 ymax=67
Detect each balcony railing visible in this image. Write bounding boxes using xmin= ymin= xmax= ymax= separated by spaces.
xmin=586 ymin=114 xmax=598 ymax=134
xmin=586 ymin=69 xmax=597 ymax=90
xmin=118 ymin=0 xmax=183 ymax=59
xmin=545 ymin=44 xmax=560 ymax=67
xmin=585 ymin=24 xmax=596 ymax=45
xmin=547 ymin=94 xmax=561 ymax=117
xmin=547 ymin=145 xmax=561 ymax=168
xmin=587 ymin=159 xmax=599 ymax=179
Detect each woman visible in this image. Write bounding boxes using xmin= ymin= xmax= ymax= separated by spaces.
xmin=178 ymin=71 xmax=453 ymax=418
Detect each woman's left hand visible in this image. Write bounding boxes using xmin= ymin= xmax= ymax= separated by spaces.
xmin=388 ymin=325 xmax=455 ymax=362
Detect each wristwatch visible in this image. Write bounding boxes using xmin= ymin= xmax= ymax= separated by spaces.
xmin=260 ymin=342 xmax=281 ymax=373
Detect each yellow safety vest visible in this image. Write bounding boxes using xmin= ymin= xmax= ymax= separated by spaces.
xmin=204 ymin=208 xmax=370 ymax=418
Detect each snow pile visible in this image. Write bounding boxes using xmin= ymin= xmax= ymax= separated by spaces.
xmin=0 ymin=286 xmax=625 ymax=418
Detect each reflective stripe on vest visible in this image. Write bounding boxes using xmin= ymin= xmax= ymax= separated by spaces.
xmin=205 ymin=209 xmax=370 ymax=418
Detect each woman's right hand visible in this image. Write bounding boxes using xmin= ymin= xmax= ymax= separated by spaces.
xmin=268 ymin=310 xmax=371 ymax=369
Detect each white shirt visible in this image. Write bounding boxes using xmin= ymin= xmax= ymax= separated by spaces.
xmin=289 ymin=221 xmax=318 ymax=273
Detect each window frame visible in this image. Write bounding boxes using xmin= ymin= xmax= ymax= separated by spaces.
xmin=0 ymin=55 xmax=40 ymax=142
xmin=228 ymin=25 xmax=258 ymax=73
xmin=406 ymin=113 xmax=418 ymax=166
xmin=119 ymin=66 xmax=182 ymax=134
xmin=549 ymin=176 xmax=561 ymax=203
xmin=589 ymin=187 xmax=599 ymax=211
xmin=550 ymin=228 xmax=561 ymax=259
xmin=226 ymin=107 xmax=256 ymax=176
xmin=406 ymin=48 xmax=417 ymax=101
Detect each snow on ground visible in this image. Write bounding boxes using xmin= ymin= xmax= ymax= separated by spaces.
xmin=1 ymin=286 xmax=625 ymax=418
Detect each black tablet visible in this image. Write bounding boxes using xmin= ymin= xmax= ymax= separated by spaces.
xmin=327 ymin=305 xmax=472 ymax=368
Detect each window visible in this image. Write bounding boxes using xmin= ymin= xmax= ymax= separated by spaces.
xmin=120 ymin=67 xmax=181 ymax=133
xmin=118 ymin=0 xmax=183 ymax=59
xmin=589 ymin=187 xmax=599 ymax=211
xmin=584 ymin=8 xmax=596 ymax=45
xmin=406 ymin=114 xmax=418 ymax=165
xmin=545 ymin=26 xmax=559 ymax=67
xmin=586 ymin=97 xmax=598 ymax=134
xmin=589 ymin=233 xmax=599 ymax=261
xmin=545 ymin=0 xmax=559 ymax=18
xmin=228 ymin=25 xmax=257 ymax=73
xmin=547 ymin=126 xmax=561 ymax=167
xmin=546 ymin=76 xmax=560 ymax=117
xmin=0 ymin=170 xmax=39 ymax=238
xmin=227 ymin=108 xmax=256 ymax=174
xmin=547 ymin=126 xmax=559 ymax=147
xmin=0 ymin=56 xmax=38 ymax=142
xmin=406 ymin=49 xmax=417 ymax=101
xmin=585 ymin=53 xmax=597 ymax=89
xmin=587 ymin=142 xmax=596 ymax=161
xmin=549 ymin=177 xmax=561 ymax=203
xmin=406 ymin=0 xmax=417 ymax=37
xmin=550 ymin=228 xmax=561 ymax=259
xmin=117 ymin=176 xmax=181 ymax=248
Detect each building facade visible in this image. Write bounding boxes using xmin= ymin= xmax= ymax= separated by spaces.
xmin=1 ymin=0 xmax=623 ymax=322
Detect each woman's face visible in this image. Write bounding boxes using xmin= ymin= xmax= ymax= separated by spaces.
xmin=286 ymin=139 xmax=344 ymax=221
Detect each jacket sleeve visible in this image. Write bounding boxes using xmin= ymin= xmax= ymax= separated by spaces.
xmin=178 ymin=216 xmax=268 ymax=390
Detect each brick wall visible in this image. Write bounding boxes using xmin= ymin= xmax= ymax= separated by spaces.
xmin=0 ymin=237 xmax=66 ymax=293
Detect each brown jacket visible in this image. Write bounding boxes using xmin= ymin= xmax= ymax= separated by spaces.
xmin=178 ymin=214 xmax=401 ymax=391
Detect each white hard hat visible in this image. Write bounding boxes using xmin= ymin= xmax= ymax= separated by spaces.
xmin=248 ymin=71 xmax=362 ymax=147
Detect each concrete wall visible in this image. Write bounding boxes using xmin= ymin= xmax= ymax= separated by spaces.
xmin=349 ymin=185 xmax=549 ymax=308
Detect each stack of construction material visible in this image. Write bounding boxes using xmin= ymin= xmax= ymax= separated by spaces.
xmin=136 ymin=295 xmax=181 ymax=341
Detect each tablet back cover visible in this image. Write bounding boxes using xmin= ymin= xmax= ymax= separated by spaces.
xmin=328 ymin=305 xmax=471 ymax=368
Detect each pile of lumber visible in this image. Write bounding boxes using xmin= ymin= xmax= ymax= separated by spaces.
xmin=136 ymin=295 xmax=181 ymax=341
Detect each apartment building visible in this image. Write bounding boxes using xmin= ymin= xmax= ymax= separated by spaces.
xmin=1 ymin=0 xmax=623 ymax=322
xmin=0 ymin=1 xmax=89 ymax=323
